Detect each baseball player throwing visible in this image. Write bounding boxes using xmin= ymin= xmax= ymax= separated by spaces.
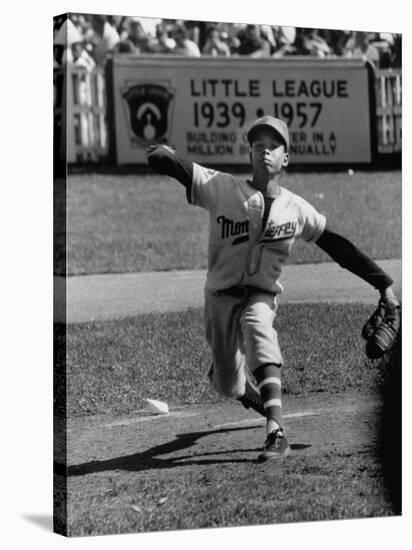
xmin=147 ymin=115 xmax=400 ymax=462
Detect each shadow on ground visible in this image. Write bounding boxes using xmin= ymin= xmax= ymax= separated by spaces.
xmin=22 ymin=514 xmax=53 ymax=532
xmin=63 ymin=425 xmax=310 ymax=476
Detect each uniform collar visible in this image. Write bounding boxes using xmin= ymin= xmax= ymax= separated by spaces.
xmin=246 ymin=179 xmax=282 ymax=200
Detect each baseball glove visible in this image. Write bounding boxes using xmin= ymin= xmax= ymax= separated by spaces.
xmin=362 ymin=297 xmax=401 ymax=359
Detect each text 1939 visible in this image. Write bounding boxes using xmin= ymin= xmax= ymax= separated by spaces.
xmin=193 ymin=102 xmax=246 ymax=128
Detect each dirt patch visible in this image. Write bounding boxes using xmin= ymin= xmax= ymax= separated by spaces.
xmin=63 ymin=392 xmax=399 ymax=536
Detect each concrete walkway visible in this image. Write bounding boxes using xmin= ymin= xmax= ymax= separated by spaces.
xmin=54 ymin=259 xmax=401 ymax=323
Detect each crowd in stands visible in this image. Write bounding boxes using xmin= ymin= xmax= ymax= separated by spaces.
xmin=53 ymin=14 xmax=401 ymax=70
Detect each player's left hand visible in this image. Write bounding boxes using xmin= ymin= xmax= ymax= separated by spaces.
xmin=362 ymin=290 xmax=401 ymax=359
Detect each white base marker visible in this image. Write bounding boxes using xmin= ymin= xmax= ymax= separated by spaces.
xmin=146 ymin=398 xmax=169 ymax=415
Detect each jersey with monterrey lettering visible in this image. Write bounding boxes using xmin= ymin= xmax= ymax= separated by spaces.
xmin=190 ymin=163 xmax=326 ymax=294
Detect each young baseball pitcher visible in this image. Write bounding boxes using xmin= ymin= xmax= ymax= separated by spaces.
xmin=147 ymin=115 xmax=400 ymax=462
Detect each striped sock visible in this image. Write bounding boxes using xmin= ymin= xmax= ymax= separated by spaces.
xmin=254 ymin=363 xmax=282 ymax=432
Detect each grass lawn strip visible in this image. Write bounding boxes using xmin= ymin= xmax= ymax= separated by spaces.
xmin=63 ymin=303 xmax=389 ymax=418
xmin=61 ymin=171 xmax=401 ymax=275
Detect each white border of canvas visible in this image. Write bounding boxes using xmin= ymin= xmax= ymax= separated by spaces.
xmin=1 ymin=1 xmax=409 ymax=549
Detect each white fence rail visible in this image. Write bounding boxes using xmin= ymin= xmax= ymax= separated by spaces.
xmin=54 ymin=67 xmax=107 ymax=163
xmin=374 ymin=69 xmax=402 ymax=154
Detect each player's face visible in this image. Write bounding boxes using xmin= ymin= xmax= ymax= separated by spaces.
xmin=250 ymin=128 xmax=289 ymax=176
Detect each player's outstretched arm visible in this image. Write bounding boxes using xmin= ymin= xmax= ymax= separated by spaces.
xmin=146 ymin=144 xmax=193 ymax=191
xmin=315 ymin=227 xmax=399 ymax=302
xmin=315 ymin=227 xmax=400 ymax=358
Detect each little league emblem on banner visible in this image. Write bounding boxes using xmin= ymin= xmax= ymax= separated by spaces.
xmin=122 ymin=83 xmax=174 ymax=147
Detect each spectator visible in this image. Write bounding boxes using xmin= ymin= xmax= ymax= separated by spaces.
xmin=261 ymin=25 xmax=277 ymax=54
xmin=141 ymin=17 xmax=163 ymax=38
xmin=54 ymin=17 xmax=83 ymax=66
xmin=148 ymin=24 xmax=176 ymax=53
xmin=215 ymin=22 xmax=241 ymax=54
xmin=236 ymin=24 xmax=271 ymax=57
xmin=271 ymin=26 xmax=297 ymax=57
xmin=71 ymin=42 xmax=96 ymax=70
xmin=292 ymin=29 xmax=310 ymax=55
xmin=172 ymin=25 xmax=201 ymax=57
xmin=88 ymin=14 xmax=120 ymax=65
xmin=179 ymin=20 xmax=207 ymax=50
xmin=202 ymin=26 xmax=231 ymax=57
xmin=107 ymin=15 xmax=124 ymax=32
xmin=369 ymin=33 xmax=395 ymax=69
xmin=290 ymin=28 xmax=330 ymax=57
xmin=70 ymin=13 xmax=89 ymax=36
xmin=54 ymin=14 xmax=401 ymax=68
xmin=116 ymin=15 xmax=130 ymax=37
xmin=116 ymin=18 xmax=151 ymax=54
xmin=302 ymin=29 xmax=331 ymax=57
xmin=343 ymin=31 xmax=380 ymax=66
xmin=318 ymin=28 xmax=350 ymax=56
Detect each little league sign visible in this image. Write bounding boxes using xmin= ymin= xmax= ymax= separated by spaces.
xmin=112 ymin=56 xmax=373 ymax=165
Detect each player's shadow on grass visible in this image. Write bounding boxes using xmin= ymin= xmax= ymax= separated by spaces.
xmin=65 ymin=425 xmax=311 ymax=477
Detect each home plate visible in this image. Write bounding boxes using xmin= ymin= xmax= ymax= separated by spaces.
xmin=213 ymin=410 xmax=319 ymax=429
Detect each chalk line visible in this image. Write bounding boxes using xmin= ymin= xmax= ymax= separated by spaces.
xmin=213 ymin=410 xmax=319 ymax=429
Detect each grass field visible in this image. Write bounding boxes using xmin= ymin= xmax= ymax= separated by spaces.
xmin=67 ymin=443 xmax=395 ymax=536
xmin=59 ymin=170 xmax=401 ymax=275
xmin=60 ymin=303 xmax=388 ymax=418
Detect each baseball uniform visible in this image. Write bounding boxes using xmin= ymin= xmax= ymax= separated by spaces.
xmin=190 ymin=162 xmax=326 ymax=394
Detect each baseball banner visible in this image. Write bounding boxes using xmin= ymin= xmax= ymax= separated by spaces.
xmin=112 ymin=56 xmax=372 ymax=165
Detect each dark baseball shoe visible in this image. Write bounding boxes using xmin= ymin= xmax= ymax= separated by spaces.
xmin=237 ymin=378 xmax=265 ymax=417
xmin=258 ymin=428 xmax=290 ymax=462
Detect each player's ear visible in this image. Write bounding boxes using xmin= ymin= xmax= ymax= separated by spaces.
xmin=282 ymin=151 xmax=289 ymax=167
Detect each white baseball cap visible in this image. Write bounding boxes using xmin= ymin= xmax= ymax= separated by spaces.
xmin=247 ymin=115 xmax=289 ymax=151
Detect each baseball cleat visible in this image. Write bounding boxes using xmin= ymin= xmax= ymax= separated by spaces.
xmin=237 ymin=379 xmax=265 ymax=417
xmin=257 ymin=428 xmax=290 ymax=462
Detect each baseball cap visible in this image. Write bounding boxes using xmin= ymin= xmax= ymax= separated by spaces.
xmin=247 ymin=115 xmax=289 ymax=151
